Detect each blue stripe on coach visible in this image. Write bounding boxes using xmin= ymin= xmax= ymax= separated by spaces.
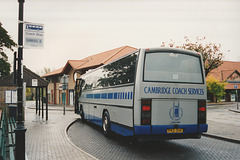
xmin=86 ymin=92 xmax=133 ymax=100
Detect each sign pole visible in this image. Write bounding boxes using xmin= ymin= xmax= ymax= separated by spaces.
xmin=61 ymin=75 xmax=69 ymax=115
xmin=63 ymin=90 xmax=66 ymax=115
xmin=237 ymin=89 xmax=239 ymax=110
xmin=15 ymin=0 xmax=27 ymax=160
xmin=234 ymin=84 xmax=238 ymax=110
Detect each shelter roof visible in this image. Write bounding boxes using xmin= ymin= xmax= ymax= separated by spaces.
xmin=0 ymin=66 xmax=49 ymax=87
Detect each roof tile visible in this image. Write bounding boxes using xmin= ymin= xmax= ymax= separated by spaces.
xmin=42 ymin=46 xmax=137 ymax=77
xmin=208 ymin=61 xmax=240 ymax=90
xmin=42 ymin=67 xmax=63 ymax=77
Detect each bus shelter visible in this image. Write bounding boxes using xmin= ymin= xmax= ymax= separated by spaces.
xmin=0 ymin=66 xmax=49 ymax=120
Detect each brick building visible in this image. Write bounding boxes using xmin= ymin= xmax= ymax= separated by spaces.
xmin=207 ymin=61 xmax=240 ymax=102
xmin=42 ymin=46 xmax=137 ymax=105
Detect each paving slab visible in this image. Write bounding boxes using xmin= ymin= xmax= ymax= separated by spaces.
xmin=25 ymin=101 xmax=97 ymax=160
xmin=205 ymin=103 xmax=240 ymax=143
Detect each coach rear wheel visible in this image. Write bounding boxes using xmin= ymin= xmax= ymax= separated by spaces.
xmin=102 ymin=111 xmax=111 ymax=137
xmin=80 ymin=106 xmax=85 ymax=122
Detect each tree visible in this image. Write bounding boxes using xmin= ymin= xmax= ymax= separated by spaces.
xmin=206 ymin=75 xmax=227 ymax=102
xmin=161 ymin=37 xmax=223 ymax=77
xmin=37 ymin=67 xmax=53 ymax=76
xmin=0 ymin=50 xmax=11 ymax=78
xmin=0 ymin=22 xmax=17 ymax=78
xmin=43 ymin=67 xmax=51 ymax=74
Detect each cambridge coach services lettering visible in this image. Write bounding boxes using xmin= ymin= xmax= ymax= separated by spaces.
xmin=144 ymin=87 xmax=171 ymax=94
xmin=187 ymin=88 xmax=204 ymax=95
xmin=144 ymin=87 xmax=204 ymax=95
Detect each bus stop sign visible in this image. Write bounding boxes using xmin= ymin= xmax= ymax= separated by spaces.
xmin=24 ymin=22 xmax=44 ymax=48
xmin=234 ymin=84 xmax=238 ymax=89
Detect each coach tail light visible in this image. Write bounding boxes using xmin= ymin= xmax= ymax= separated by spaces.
xmin=141 ymin=99 xmax=151 ymax=125
xmin=198 ymin=100 xmax=206 ymax=124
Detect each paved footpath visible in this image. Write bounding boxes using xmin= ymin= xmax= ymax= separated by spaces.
xmin=25 ymin=101 xmax=97 ymax=160
xmin=205 ymin=102 xmax=240 ymax=143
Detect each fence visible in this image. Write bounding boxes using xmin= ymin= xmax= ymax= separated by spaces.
xmin=0 ymin=110 xmax=16 ymax=160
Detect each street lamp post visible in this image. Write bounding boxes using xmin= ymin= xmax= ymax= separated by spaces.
xmin=15 ymin=0 xmax=27 ymax=160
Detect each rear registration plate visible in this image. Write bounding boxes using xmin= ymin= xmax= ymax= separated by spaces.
xmin=167 ymin=128 xmax=183 ymax=133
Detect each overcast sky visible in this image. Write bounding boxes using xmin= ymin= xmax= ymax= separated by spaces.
xmin=1 ymin=0 xmax=240 ymax=74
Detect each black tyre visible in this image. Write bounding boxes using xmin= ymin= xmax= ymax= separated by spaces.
xmin=102 ymin=111 xmax=111 ymax=137
xmin=80 ymin=105 xmax=85 ymax=122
